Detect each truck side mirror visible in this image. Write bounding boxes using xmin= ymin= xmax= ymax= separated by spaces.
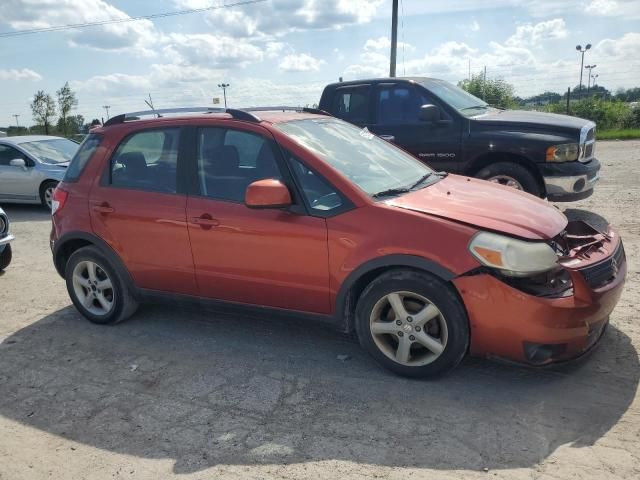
xmin=419 ymin=104 xmax=441 ymax=123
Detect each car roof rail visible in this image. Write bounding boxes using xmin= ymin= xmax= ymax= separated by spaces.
xmin=102 ymin=106 xmax=331 ymax=127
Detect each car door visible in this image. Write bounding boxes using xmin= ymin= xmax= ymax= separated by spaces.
xmin=185 ymin=125 xmax=331 ymax=314
xmin=370 ymin=83 xmax=463 ymax=172
xmin=89 ymin=127 xmax=197 ymax=295
xmin=0 ymin=144 xmax=39 ymax=201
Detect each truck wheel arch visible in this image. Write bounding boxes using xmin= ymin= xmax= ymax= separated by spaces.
xmin=465 ymin=152 xmax=546 ymax=195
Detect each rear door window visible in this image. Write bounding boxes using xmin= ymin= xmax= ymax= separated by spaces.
xmin=331 ymin=87 xmax=371 ymax=124
xmin=110 ymin=129 xmax=180 ymax=193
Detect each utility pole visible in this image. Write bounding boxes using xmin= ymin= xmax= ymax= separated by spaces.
xmin=575 ymin=44 xmax=591 ymax=98
xmin=585 ymin=64 xmax=597 ymax=93
xmin=389 ymin=0 xmax=398 ymax=77
xmin=468 ymin=59 xmax=471 ymax=80
xmin=483 ymin=65 xmax=487 ymax=101
xmin=218 ymin=83 xmax=230 ymax=108
xmin=102 ymin=105 xmax=111 ymax=119
xmin=12 ymin=114 xmax=19 ymax=127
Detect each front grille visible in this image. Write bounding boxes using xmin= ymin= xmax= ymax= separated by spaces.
xmin=580 ymin=242 xmax=625 ymax=289
xmin=579 ymin=125 xmax=596 ymax=163
xmin=0 ymin=215 xmax=7 ymax=237
xmin=586 ymin=127 xmax=595 ymax=141
xmin=583 ymin=142 xmax=594 ymax=159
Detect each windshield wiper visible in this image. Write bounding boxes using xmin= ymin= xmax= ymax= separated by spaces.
xmin=408 ymin=173 xmax=433 ymax=190
xmin=372 ymin=186 xmax=412 ymax=199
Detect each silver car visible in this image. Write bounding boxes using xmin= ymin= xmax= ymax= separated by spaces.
xmin=0 ymin=136 xmax=79 ymax=209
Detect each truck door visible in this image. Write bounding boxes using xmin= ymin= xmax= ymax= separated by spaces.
xmin=370 ymin=83 xmax=463 ymax=172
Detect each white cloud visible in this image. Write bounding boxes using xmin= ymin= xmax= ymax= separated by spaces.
xmin=174 ymin=0 xmax=384 ymax=37
xmin=0 ymin=68 xmax=42 ymax=81
xmin=470 ymin=20 xmax=480 ymax=32
xmin=162 ymin=33 xmax=264 ymax=68
xmin=0 ymin=0 xmax=158 ymax=56
xmin=279 ymin=53 xmax=325 ymax=72
xmin=364 ymin=36 xmax=414 ymax=52
xmin=595 ymin=31 xmax=640 ymax=57
xmin=585 ymin=0 xmax=640 ymax=16
xmin=505 ymin=18 xmax=568 ymax=47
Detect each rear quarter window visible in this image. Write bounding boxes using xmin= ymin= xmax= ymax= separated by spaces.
xmin=64 ymin=134 xmax=102 ymax=182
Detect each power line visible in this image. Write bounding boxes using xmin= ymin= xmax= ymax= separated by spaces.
xmin=0 ymin=0 xmax=267 ymax=38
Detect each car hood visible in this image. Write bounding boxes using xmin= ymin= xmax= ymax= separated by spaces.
xmin=473 ymin=109 xmax=592 ymax=134
xmin=385 ymin=174 xmax=567 ymax=240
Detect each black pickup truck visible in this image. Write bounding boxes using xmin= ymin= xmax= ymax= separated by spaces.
xmin=319 ymin=77 xmax=600 ymax=201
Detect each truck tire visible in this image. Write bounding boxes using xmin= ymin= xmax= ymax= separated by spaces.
xmin=475 ymin=162 xmax=542 ymax=197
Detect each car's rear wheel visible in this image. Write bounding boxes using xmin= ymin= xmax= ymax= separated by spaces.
xmin=65 ymin=246 xmax=138 ymax=324
xmin=355 ymin=269 xmax=469 ymax=378
xmin=0 ymin=244 xmax=12 ymax=271
xmin=40 ymin=180 xmax=58 ymax=210
xmin=475 ymin=162 xmax=541 ymax=197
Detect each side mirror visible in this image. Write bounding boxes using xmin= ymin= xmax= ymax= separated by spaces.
xmin=9 ymin=158 xmax=26 ymax=169
xmin=419 ymin=104 xmax=441 ymax=123
xmin=245 ymin=179 xmax=292 ymax=209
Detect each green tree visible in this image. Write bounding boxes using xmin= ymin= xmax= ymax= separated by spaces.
xmin=458 ymin=73 xmax=516 ymax=109
xmin=56 ymin=82 xmax=78 ymax=136
xmin=57 ymin=114 xmax=84 ymax=136
xmin=31 ymin=90 xmax=57 ymax=135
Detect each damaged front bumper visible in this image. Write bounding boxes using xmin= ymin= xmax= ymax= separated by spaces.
xmin=454 ymin=220 xmax=626 ymax=366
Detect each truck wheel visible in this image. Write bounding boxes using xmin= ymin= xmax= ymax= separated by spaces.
xmin=476 ymin=162 xmax=541 ymax=197
xmin=355 ymin=269 xmax=469 ymax=378
xmin=0 ymin=244 xmax=12 ymax=271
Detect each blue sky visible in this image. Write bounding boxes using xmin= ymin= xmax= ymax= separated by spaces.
xmin=0 ymin=0 xmax=639 ymax=127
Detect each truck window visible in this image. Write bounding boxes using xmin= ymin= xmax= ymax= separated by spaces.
xmin=332 ymin=87 xmax=370 ymax=124
xmin=376 ymin=85 xmax=430 ymax=125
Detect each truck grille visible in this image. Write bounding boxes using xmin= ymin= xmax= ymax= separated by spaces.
xmin=0 ymin=214 xmax=7 ymax=237
xmin=580 ymin=242 xmax=625 ymax=289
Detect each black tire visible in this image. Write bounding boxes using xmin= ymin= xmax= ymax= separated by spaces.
xmin=475 ymin=161 xmax=542 ymax=197
xmin=39 ymin=180 xmax=58 ymax=210
xmin=0 ymin=244 xmax=12 ymax=271
xmin=355 ymin=269 xmax=469 ymax=378
xmin=65 ymin=246 xmax=138 ymax=324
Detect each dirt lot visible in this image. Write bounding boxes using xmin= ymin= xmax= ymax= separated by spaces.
xmin=0 ymin=140 xmax=639 ymax=480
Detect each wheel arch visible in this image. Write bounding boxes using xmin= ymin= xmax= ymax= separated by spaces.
xmin=335 ymin=255 xmax=459 ymax=334
xmin=53 ymin=232 xmax=136 ymax=293
xmin=464 ymin=152 xmax=546 ymax=195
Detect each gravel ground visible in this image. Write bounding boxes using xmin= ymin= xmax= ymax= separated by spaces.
xmin=0 ymin=140 xmax=639 ymax=480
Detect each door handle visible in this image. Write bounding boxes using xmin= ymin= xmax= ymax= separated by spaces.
xmin=190 ymin=214 xmax=220 ymax=229
xmin=379 ymin=135 xmax=395 ymax=142
xmin=91 ymin=203 xmax=114 ymax=214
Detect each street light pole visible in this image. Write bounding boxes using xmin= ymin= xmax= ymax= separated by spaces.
xmin=585 ymin=64 xmax=597 ymax=93
xmin=12 ymin=114 xmax=19 ymax=127
xmin=102 ymin=105 xmax=111 ymax=119
xmin=575 ymin=44 xmax=591 ymax=97
xmin=389 ymin=0 xmax=398 ymax=77
xmin=218 ymin=83 xmax=230 ymax=108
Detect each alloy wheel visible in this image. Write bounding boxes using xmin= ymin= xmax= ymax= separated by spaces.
xmin=487 ymin=175 xmax=524 ymax=190
xmin=369 ymin=291 xmax=448 ymax=366
xmin=72 ymin=260 xmax=115 ymax=316
xmin=44 ymin=186 xmax=55 ymax=209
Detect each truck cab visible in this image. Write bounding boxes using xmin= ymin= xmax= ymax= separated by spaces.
xmin=319 ymin=77 xmax=600 ymax=201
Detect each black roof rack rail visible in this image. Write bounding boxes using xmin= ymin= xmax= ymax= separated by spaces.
xmin=102 ymin=105 xmax=331 ymax=127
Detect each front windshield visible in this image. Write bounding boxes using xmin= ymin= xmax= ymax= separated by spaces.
xmin=20 ymin=139 xmax=78 ymax=165
xmin=275 ymin=118 xmax=435 ymax=197
xmin=421 ymin=79 xmax=488 ymax=117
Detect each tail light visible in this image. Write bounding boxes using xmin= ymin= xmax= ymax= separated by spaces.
xmin=51 ymin=187 xmax=68 ymax=215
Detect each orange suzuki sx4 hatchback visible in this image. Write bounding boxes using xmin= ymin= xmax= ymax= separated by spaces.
xmin=50 ymin=107 xmax=626 ymax=377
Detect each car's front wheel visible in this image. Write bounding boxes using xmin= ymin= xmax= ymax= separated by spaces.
xmin=355 ymin=269 xmax=469 ymax=378
xmin=65 ymin=246 xmax=138 ymax=324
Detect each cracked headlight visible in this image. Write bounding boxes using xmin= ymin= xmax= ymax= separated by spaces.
xmin=469 ymin=231 xmax=558 ymax=277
